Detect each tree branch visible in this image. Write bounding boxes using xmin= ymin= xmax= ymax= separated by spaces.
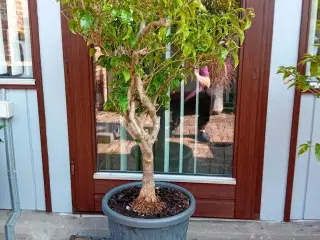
xmin=137 ymin=18 xmax=169 ymax=44
xmin=136 ymin=74 xmax=160 ymax=143
xmin=153 ymin=63 xmax=183 ymax=103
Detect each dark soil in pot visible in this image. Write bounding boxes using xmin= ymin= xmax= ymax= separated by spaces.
xmin=108 ymin=186 xmax=190 ymax=219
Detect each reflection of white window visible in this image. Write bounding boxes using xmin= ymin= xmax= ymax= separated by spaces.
xmin=308 ymin=0 xmax=319 ymax=56
xmin=307 ymin=0 xmax=320 ymax=87
xmin=0 ymin=0 xmax=34 ymax=84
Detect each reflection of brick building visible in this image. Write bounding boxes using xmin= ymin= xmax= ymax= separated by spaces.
xmin=0 ymin=0 xmax=25 ymax=75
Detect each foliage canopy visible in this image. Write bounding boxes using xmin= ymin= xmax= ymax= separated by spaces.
xmin=60 ymin=0 xmax=254 ymax=115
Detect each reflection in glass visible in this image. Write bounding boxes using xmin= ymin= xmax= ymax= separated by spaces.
xmin=95 ymin=47 xmax=237 ymax=177
xmin=95 ymin=1 xmax=240 ymax=177
xmin=307 ymin=0 xmax=320 ymax=79
xmin=0 ymin=0 xmax=33 ymax=78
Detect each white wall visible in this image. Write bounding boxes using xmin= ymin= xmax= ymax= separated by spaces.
xmin=291 ymin=95 xmax=320 ymax=220
xmin=0 ymin=89 xmax=45 ymax=211
xmin=37 ymin=0 xmax=72 ymax=212
xmin=260 ymin=0 xmax=303 ymax=221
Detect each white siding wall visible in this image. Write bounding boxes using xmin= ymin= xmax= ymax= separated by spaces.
xmin=291 ymin=95 xmax=320 ymax=220
xmin=260 ymin=0 xmax=303 ymax=221
xmin=0 ymin=89 xmax=45 ymax=211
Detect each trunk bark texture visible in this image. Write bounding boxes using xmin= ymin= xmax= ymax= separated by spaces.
xmin=138 ymin=143 xmax=157 ymax=202
xmin=123 ymin=117 xmax=165 ymax=215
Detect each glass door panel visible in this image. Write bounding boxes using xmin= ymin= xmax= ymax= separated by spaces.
xmin=95 ymin=49 xmax=237 ymax=177
xmin=93 ymin=0 xmax=240 ymax=178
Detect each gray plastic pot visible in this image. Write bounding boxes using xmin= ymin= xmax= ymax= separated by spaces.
xmin=102 ymin=182 xmax=196 ymax=240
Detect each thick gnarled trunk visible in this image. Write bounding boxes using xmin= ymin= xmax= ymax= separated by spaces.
xmin=123 ymin=117 xmax=165 ymax=215
xmin=122 ymin=46 xmax=167 ymax=215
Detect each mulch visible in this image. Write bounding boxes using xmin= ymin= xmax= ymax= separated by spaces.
xmin=108 ymin=186 xmax=190 ymax=219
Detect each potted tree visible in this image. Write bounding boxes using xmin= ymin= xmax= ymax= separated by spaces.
xmin=60 ymin=0 xmax=254 ymax=239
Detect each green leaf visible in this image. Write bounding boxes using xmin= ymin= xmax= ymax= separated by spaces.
xmin=288 ymin=82 xmax=296 ymax=89
xmin=103 ymin=0 xmax=112 ymax=11
xmin=120 ymin=10 xmax=132 ymax=24
xmin=220 ymin=49 xmax=229 ymax=61
xmin=315 ymin=143 xmax=320 ymax=162
xmin=135 ymin=138 xmax=142 ymax=143
xmin=192 ymin=0 xmax=207 ymax=12
xmin=122 ymin=70 xmax=131 ymax=82
xmin=89 ymin=48 xmax=96 ymax=57
xmin=283 ymin=71 xmax=292 ymax=80
xmin=104 ymin=99 xmax=116 ymax=111
xmin=298 ymin=142 xmax=311 ymax=157
xmin=68 ymin=20 xmax=78 ymax=34
xmin=129 ymin=38 xmax=137 ymax=47
xmin=236 ymin=27 xmax=245 ymax=44
xmin=80 ymin=13 xmax=94 ymax=32
xmin=158 ymin=27 xmax=168 ymax=40
xmin=176 ymin=0 xmax=183 ymax=7
xmin=105 ymin=24 xmax=117 ymax=38
xmin=104 ymin=43 xmax=112 ymax=51
xmin=123 ymin=26 xmax=133 ymax=40
xmin=119 ymin=95 xmax=128 ymax=113
xmin=244 ymin=16 xmax=252 ymax=30
xmin=60 ymin=0 xmax=69 ymax=5
xmin=183 ymin=43 xmax=193 ymax=57
xmin=111 ymin=9 xmax=120 ymax=17
xmin=231 ymin=52 xmax=239 ymax=68
xmin=171 ymin=78 xmax=181 ymax=90
xmin=111 ymin=58 xmax=120 ymax=67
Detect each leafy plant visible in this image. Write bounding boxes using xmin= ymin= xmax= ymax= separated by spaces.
xmin=278 ymin=54 xmax=320 ymax=162
xmin=60 ymin=0 xmax=254 ymax=215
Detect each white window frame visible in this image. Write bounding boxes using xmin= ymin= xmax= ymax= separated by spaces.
xmin=94 ymin=172 xmax=236 ymax=185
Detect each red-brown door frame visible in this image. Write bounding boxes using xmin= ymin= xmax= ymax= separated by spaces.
xmin=61 ymin=0 xmax=275 ymax=219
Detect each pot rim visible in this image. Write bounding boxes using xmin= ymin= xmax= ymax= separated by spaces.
xmin=102 ymin=181 xmax=196 ymax=229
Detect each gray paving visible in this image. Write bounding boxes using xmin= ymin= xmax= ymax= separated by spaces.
xmin=0 ymin=211 xmax=319 ymax=240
